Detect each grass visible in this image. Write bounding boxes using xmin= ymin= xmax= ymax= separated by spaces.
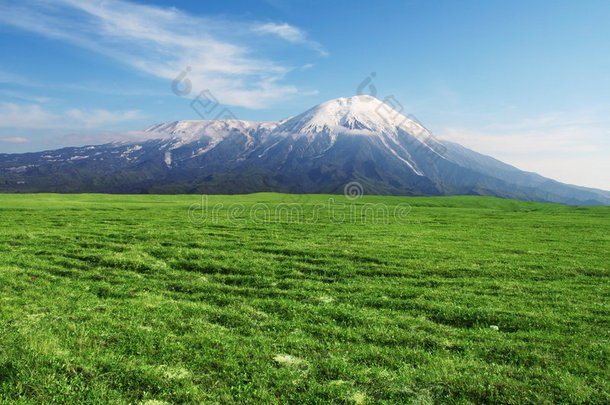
xmin=0 ymin=193 xmax=608 ymax=404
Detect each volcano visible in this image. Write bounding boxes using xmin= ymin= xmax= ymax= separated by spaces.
xmin=1 ymin=95 xmax=609 ymax=205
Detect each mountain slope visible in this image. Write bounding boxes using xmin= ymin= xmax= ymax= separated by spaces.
xmin=1 ymin=95 xmax=609 ymax=205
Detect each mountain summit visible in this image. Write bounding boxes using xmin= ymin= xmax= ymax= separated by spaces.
xmin=275 ymin=96 xmax=442 ymax=147
xmin=1 ymin=96 xmax=609 ymax=205
xmin=277 ymin=95 xmax=409 ymax=135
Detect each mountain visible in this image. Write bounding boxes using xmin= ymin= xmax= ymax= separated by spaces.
xmin=1 ymin=95 xmax=609 ymax=205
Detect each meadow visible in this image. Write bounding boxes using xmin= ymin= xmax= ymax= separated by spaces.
xmin=0 ymin=193 xmax=608 ymax=404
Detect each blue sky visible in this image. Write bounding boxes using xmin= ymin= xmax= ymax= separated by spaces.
xmin=0 ymin=0 xmax=609 ymax=189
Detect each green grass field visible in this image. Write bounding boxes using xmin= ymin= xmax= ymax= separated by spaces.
xmin=0 ymin=193 xmax=608 ymax=404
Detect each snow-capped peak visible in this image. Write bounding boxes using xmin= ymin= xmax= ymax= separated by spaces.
xmin=274 ymin=95 xmax=422 ymax=138
xmin=143 ymin=119 xmax=278 ymax=151
xmin=137 ymin=97 xmax=444 ymax=172
xmin=141 ymin=96 xmax=432 ymax=146
xmin=145 ymin=120 xmax=277 ymax=142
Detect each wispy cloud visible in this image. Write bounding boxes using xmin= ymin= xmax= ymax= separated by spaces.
xmin=56 ymin=130 xmax=165 ymax=146
xmin=255 ymin=23 xmax=328 ymax=56
xmin=65 ymin=109 xmax=144 ymax=129
xmin=0 ymin=103 xmax=58 ymax=129
xmin=0 ymin=69 xmax=37 ymax=87
xmin=439 ymin=110 xmax=610 ymax=190
xmin=0 ymin=89 xmax=51 ymax=103
xmin=440 ymin=109 xmax=610 ymax=155
xmin=0 ymin=102 xmax=144 ymax=129
xmin=0 ymin=137 xmax=29 ymax=144
xmin=0 ymin=0 xmax=324 ymax=108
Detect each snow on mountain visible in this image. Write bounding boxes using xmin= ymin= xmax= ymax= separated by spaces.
xmin=140 ymin=119 xmax=281 ymax=165
xmin=144 ymin=96 xmax=435 ymax=145
xmin=274 ymin=95 xmax=441 ymax=148
xmin=1 ymin=96 xmax=609 ymax=205
xmin=253 ymin=96 xmax=445 ymax=176
xmin=145 ymin=120 xmax=278 ymax=140
xmin=276 ymin=95 xmax=411 ymax=137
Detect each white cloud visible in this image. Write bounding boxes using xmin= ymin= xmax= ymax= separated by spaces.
xmin=258 ymin=23 xmax=306 ymax=42
xmin=441 ymin=126 xmax=609 ymax=155
xmin=0 ymin=103 xmax=59 ymax=129
xmin=506 ymin=157 xmax=610 ymax=191
xmin=255 ymin=23 xmax=328 ymax=56
xmin=0 ymin=0 xmax=323 ymax=108
xmin=0 ymin=89 xmax=51 ymax=103
xmin=56 ymin=130 xmax=166 ymax=146
xmin=65 ymin=109 xmax=144 ymax=129
xmin=0 ymin=102 xmax=144 ymax=130
xmin=0 ymin=137 xmax=29 ymax=144
xmin=0 ymin=70 xmax=36 ymax=87
xmin=439 ymin=110 xmax=610 ymax=190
